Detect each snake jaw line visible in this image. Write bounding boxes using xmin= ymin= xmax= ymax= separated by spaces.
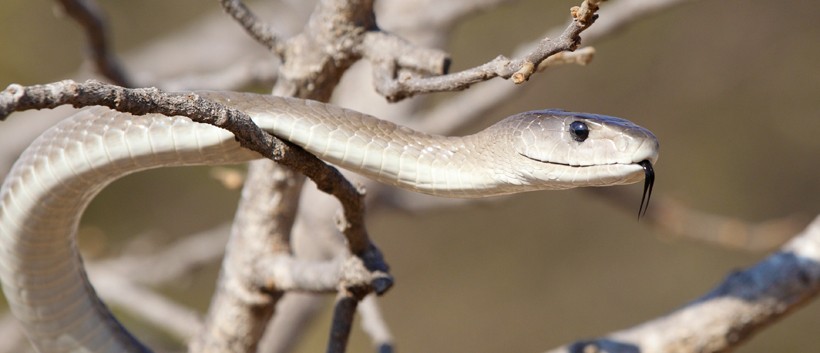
xmin=517 ymin=152 xmax=642 ymax=169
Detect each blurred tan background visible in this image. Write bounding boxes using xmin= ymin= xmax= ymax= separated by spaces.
xmin=1 ymin=0 xmax=819 ymax=352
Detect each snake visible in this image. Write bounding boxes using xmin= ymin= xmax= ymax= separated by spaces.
xmin=0 ymin=92 xmax=658 ymax=352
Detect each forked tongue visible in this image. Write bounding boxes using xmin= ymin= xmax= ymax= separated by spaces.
xmin=638 ymin=160 xmax=655 ymax=220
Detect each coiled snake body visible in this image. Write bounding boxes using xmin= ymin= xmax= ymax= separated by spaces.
xmin=0 ymin=92 xmax=658 ymax=352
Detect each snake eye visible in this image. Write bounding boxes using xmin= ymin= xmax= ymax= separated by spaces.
xmin=569 ymin=121 xmax=589 ymax=142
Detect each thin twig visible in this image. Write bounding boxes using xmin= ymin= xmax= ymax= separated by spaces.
xmin=55 ymin=0 xmax=133 ymax=87
xmin=218 ymin=0 xmax=282 ymax=53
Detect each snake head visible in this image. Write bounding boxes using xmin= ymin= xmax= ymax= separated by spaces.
xmin=504 ymin=109 xmax=659 ymax=190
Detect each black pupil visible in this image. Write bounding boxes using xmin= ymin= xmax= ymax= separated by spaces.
xmin=569 ymin=121 xmax=589 ymax=142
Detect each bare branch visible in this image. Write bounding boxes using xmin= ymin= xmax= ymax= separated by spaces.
xmin=218 ymin=0 xmax=282 ymax=53
xmin=370 ymin=0 xmax=605 ymax=102
xmin=547 ymin=214 xmax=820 ymax=353
xmin=55 ymin=0 xmax=133 ymax=87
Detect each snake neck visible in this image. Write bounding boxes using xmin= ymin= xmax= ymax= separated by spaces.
xmin=234 ymin=97 xmax=501 ymax=197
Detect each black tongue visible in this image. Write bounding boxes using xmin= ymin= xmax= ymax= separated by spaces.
xmin=638 ymin=160 xmax=655 ymax=220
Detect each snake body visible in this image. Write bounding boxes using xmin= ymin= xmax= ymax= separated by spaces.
xmin=0 ymin=92 xmax=658 ymax=352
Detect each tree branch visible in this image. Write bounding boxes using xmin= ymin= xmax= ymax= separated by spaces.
xmin=369 ymin=0 xmax=605 ymax=102
xmin=547 ymin=215 xmax=820 ymax=353
xmin=55 ymin=0 xmax=133 ymax=87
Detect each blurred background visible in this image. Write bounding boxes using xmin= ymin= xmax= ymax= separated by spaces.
xmin=1 ymin=0 xmax=819 ymax=352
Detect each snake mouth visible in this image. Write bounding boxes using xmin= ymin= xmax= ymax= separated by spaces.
xmin=520 ymin=154 xmax=655 ymax=220
xmin=518 ymin=153 xmax=642 ymax=169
